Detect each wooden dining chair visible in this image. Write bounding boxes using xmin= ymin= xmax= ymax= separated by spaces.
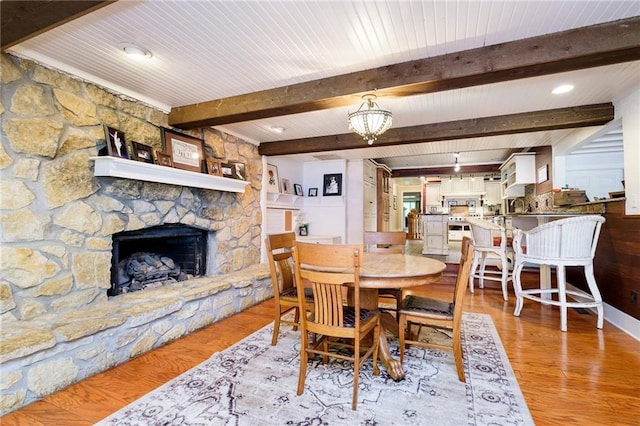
xmin=265 ymin=232 xmax=313 ymax=345
xmin=363 ymin=231 xmax=407 ymax=314
xmin=398 ymin=236 xmax=475 ymax=382
xmin=292 ymin=241 xmax=381 ymax=410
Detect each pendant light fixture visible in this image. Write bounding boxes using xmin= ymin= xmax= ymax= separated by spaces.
xmin=348 ymin=94 xmax=392 ymax=145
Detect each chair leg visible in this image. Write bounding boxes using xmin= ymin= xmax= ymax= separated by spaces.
xmin=292 ymin=307 xmax=300 ymax=331
xmin=478 ymin=252 xmax=488 ymax=289
xmin=271 ymin=306 xmax=281 ymax=346
xmin=557 ymin=265 xmax=568 ymax=332
xmin=584 ymin=263 xmax=604 ymax=329
xmin=469 ymin=252 xmax=480 ymax=293
xmin=297 ymin=335 xmax=309 ymax=396
xmin=500 ymin=253 xmax=509 ymax=301
xmin=372 ymin=322 xmax=381 ymax=376
xmin=352 ymin=338 xmax=360 ymax=410
xmin=513 ymin=262 xmax=525 ymax=317
xmin=452 ymin=327 xmax=465 ymax=382
xmin=399 ymin=315 xmax=407 ymax=363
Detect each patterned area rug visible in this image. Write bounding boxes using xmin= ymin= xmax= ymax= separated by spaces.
xmin=98 ymin=313 xmax=534 ymax=425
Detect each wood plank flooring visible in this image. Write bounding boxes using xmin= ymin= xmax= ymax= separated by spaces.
xmin=3 ymin=245 xmax=639 ymax=425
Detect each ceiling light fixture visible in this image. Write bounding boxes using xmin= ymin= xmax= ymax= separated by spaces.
xmin=552 ymin=84 xmax=574 ymax=95
xmin=453 ymin=152 xmax=461 ymax=172
xmin=269 ymin=126 xmax=285 ymax=134
xmin=348 ymin=94 xmax=392 ymax=145
xmin=120 ymin=42 xmax=152 ymax=59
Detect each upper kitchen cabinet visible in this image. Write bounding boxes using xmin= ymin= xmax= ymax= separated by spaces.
xmin=500 ymin=153 xmax=536 ymax=199
xmin=440 ymin=176 xmax=485 ymax=196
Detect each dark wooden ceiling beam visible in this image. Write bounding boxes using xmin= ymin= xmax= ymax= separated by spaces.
xmin=1 ymin=1 xmax=115 ymax=50
xmin=169 ymin=17 xmax=639 ymax=129
xmin=258 ymin=103 xmax=614 ymax=156
xmin=392 ymin=164 xmax=502 ymax=179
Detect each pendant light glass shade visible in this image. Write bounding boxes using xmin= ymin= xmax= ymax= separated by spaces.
xmin=348 ymin=94 xmax=392 ymax=145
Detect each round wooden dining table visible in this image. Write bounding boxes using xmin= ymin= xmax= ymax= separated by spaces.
xmin=354 ymin=252 xmax=447 ymax=381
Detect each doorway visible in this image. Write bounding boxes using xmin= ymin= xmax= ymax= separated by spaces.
xmin=402 ymin=192 xmax=421 ymax=231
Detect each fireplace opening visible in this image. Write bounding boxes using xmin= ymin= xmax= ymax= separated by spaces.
xmin=110 ymin=224 xmax=208 ymax=296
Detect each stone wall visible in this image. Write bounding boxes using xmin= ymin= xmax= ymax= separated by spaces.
xmin=0 ymin=52 xmax=263 ymax=320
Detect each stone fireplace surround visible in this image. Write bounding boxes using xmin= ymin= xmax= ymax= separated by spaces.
xmin=0 ymin=54 xmax=267 ymax=414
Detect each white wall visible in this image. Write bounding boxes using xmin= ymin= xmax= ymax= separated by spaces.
xmin=302 ymin=159 xmax=348 ymax=241
xmin=618 ymin=86 xmax=640 ymax=215
xmin=346 ymin=159 xmax=365 ymax=243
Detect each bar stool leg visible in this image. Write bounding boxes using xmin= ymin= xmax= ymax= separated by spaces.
xmin=557 ymin=265 xmax=568 ymax=332
xmin=584 ymin=263 xmax=604 ymax=329
xmin=513 ymin=262 xmax=525 ymax=317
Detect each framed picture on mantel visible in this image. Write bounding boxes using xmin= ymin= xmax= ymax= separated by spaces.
xmin=161 ymin=128 xmax=204 ymax=173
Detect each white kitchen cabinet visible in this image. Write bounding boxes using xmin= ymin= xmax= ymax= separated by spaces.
xmin=364 ymin=179 xmax=377 ymax=232
xmin=484 ymin=181 xmax=502 ymax=205
xmin=500 ymin=153 xmax=536 ymax=198
xmin=426 ymin=182 xmax=441 ymax=206
xmin=440 ymin=177 xmax=485 ymax=196
xmin=363 ymin=159 xmax=377 ymax=185
xmin=421 ymin=214 xmax=449 ymax=255
xmin=470 ymin=178 xmax=485 ymax=193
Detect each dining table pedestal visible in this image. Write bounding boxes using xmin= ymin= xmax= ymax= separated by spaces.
xmin=352 ymin=253 xmax=447 ymax=381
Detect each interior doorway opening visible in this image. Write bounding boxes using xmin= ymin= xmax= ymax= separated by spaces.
xmin=402 ymin=192 xmax=421 ymax=232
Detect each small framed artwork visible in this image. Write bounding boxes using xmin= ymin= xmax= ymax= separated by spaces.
xmin=221 ymin=162 xmax=234 ymax=178
xmin=230 ymin=161 xmax=246 ymax=180
xmin=161 ymin=128 xmax=204 ymax=173
xmin=294 ymin=184 xmax=303 ymax=196
xmin=104 ymin=126 xmax=129 ymax=159
xmin=156 ymin=152 xmax=173 ymax=167
xmin=308 ymin=187 xmax=318 ymax=197
xmin=323 ymin=173 xmax=342 ymax=196
xmin=131 ymin=141 xmax=154 ymax=164
xmin=266 ymin=164 xmax=280 ymax=193
xmin=299 ymin=225 xmax=308 ymax=236
xmin=206 ymin=158 xmax=222 ymax=176
xmin=281 ymin=178 xmax=292 ymax=194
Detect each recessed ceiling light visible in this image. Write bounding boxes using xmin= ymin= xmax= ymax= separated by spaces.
xmin=120 ymin=43 xmax=152 ymax=59
xmin=269 ymin=126 xmax=285 ymax=134
xmin=552 ymin=84 xmax=574 ymax=95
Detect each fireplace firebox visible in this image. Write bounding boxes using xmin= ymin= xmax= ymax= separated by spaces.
xmin=110 ymin=224 xmax=208 ymax=296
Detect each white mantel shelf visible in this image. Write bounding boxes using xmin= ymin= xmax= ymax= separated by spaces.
xmin=91 ymin=156 xmax=249 ymax=193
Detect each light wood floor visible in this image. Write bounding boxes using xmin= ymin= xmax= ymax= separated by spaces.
xmin=3 ymin=260 xmax=639 ymax=425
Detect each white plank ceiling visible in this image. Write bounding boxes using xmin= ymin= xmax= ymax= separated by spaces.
xmin=7 ymin=0 xmax=640 ymax=172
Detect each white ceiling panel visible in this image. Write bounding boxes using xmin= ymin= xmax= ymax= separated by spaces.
xmin=6 ymin=0 xmax=640 ymax=172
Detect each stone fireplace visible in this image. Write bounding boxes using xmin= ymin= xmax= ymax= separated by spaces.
xmin=0 ymin=53 xmax=262 ymax=321
xmin=1 ymin=53 xmax=270 ymax=414
xmin=110 ymin=224 xmax=211 ymax=296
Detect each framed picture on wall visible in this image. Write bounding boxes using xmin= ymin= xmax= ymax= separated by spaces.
xmin=294 ymin=183 xmax=303 ymax=196
xmin=308 ymin=187 xmax=318 ymax=197
xmin=266 ymin=164 xmax=280 ymax=193
xmin=323 ymin=173 xmax=342 ymax=196
xmin=156 ymin=152 xmax=173 ymax=167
